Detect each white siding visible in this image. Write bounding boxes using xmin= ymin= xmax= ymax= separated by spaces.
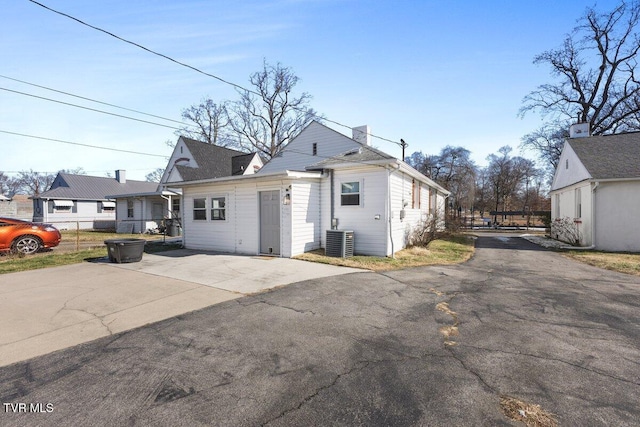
xmin=550 ymin=182 xmax=592 ymax=246
xmin=258 ymin=122 xmax=361 ymax=174
xmin=41 ymin=200 xmax=116 ymax=230
xmin=330 ymin=168 xmax=388 ymax=256
xmin=290 ymin=181 xmax=321 ymax=256
xmin=551 ymin=142 xmax=592 ymax=191
xmin=594 ymin=181 xmax=640 ymax=251
xmin=388 ymin=171 xmax=435 ymax=255
xmin=182 ymin=178 xmax=323 ymax=257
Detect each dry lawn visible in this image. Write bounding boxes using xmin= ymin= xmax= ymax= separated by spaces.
xmin=563 ymin=251 xmax=640 ymax=276
xmin=294 ymin=235 xmax=475 ymax=272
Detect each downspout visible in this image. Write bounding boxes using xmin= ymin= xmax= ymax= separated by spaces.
xmin=330 ymin=169 xmax=335 ymax=229
xmin=387 ymin=165 xmax=396 ymax=258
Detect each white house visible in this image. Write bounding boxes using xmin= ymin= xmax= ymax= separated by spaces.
xmin=33 ymin=171 xmax=159 ymax=230
xmin=173 ymin=121 xmax=449 ymax=257
xmin=109 ymin=137 xmax=263 ymax=234
xmin=550 ymin=124 xmax=640 ymax=251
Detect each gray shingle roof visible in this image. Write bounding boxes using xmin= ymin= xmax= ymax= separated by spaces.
xmin=570 ymin=132 xmax=640 ymax=179
xmin=37 ymin=173 xmax=159 ymax=200
xmin=306 ymin=145 xmax=394 ymax=170
xmin=177 ymin=137 xmax=255 ymax=181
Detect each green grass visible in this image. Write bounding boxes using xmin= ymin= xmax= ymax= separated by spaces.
xmin=0 ymin=240 xmax=183 ymax=275
xmin=0 ymin=248 xmax=107 ymax=274
xmin=294 ymin=234 xmax=475 ymax=271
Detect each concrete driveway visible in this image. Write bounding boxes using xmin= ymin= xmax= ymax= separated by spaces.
xmin=1 ymin=235 xmax=639 ymax=426
xmin=0 ymin=250 xmax=361 ymax=367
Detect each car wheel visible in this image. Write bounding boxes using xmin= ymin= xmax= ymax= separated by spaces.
xmin=13 ymin=235 xmax=43 ymax=255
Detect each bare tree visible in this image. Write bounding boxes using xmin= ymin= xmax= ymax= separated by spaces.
xmin=14 ymin=170 xmax=55 ymax=196
xmin=520 ymin=121 xmax=568 ymax=173
xmin=0 ymin=172 xmax=19 ymax=196
xmin=177 ymin=99 xmax=232 ymax=146
xmin=406 ymin=147 xmax=477 ymax=218
xmin=520 ymin=2 xmax=640 ymax=171
xmin=145 ymin=168 xmax=164 ymax=183
xmin=228 ymin=60 xmax=319 ymax=158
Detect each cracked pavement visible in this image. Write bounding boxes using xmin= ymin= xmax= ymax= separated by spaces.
xmin=1 ymin=233 xmax=639 ymax=426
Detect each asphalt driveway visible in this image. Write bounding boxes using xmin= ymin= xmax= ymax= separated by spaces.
xmin=1 ymin=234 xmax=639 ymax=426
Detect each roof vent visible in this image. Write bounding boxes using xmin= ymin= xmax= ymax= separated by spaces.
xmin=344 ymin=147 xmax=362 ymax=156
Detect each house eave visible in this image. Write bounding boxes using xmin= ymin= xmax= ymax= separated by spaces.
xmin=107 ymin=189 xmax=180 ymax=199
xmin=550 ymin=176 xmax=640 ymax=193
xmin=173 ymin=170 xmax=324 ymax=187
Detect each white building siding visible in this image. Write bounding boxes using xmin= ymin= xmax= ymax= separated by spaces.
xmin=330 ymin=168 xmax=388 ymax=256
xmin=258 ymin=122 xmax=361 ymax=174
xmin=388 ymin=171 xmax=434 ymax=254
xmin=40 ymin=200 xmax=116 ymax=230
xmin=183 ymin=183 xmax=237 ymax=252
xmin=290 ymin=181 xmax=321 ymax=256
xmin=594 ymin=181 xmax=640 ymax=251
xmin=550 ymin=182 xmax=592 ymax=246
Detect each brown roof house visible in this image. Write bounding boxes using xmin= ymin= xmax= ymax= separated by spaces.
xmin=108 ymin=137 xmax=263 ymax=234
xmin=550 ymin=123 xmax=640 ymax=251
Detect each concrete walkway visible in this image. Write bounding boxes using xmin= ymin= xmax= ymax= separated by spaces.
xmin=0 ymin=251 xmax=362 ymax=367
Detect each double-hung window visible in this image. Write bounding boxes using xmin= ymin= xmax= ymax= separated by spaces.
xmin=341 ymin=182 xmax=360 ymax=206
xmin=211 ymin=197 xmax=226 ymax=220
xmin=193 ymin=198 xmax=206 ymax=220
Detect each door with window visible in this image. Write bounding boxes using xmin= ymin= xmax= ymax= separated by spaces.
xmin=259 ymin=190 xmax=280 ymax=255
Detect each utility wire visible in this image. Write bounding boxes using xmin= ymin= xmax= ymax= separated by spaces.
xmin=0 ymin=130 xmax=168 ymax=158
xmin=0 ymin=74 xmax=190 ymax=127
xmin=26 ymin=0 xmax=403 ymax=147
xmin=0 ymin=87 xmax=182 ymax=131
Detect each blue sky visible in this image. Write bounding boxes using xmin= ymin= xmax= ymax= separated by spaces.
xmin=1 ymin=0 xmax=618 ymax=181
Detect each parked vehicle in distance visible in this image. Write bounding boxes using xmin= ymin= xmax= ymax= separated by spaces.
xmin=0 ymin=217 xmax=62 ymax=254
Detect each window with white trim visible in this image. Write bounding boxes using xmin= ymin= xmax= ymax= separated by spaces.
xmin=575 ymin=188 xmax=582 ymax=218
xmin=341 ymin=182 xmax=360 ymax=206
xmin=193 ymin=198 xmax=206 ymax=220
xmin=127 ymin=199 xmax=134 ymax=218
xmin=210 ymin=197 xmax=226 ymax=220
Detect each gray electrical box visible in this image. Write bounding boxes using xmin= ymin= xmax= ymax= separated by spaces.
xmin=325 ymin=230 xmax=354 ymax=258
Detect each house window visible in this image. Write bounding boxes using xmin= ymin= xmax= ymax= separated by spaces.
xmin=211 ymin=197 xmax=226 ymax=220
xmin=341 ymin=182 xmax=360 ymax=206
xmin=98 ymin=201 xmax=116 ymax=213
xmin=575 ymin=188 xmax=582 ymax=218
xmin=172 ymin=198 xmax=180 ymax=216
xmin=127 ymin=199 xmax=134 ymax=218
xmin=412 ymin=180 xmax=421 ymax=209
xmin=193 ymin=198 xmax=206 ymax=220
xmin=554 ymin=194 xmax=560 ymax=218
xmin=312 ymin=142 xmax=317 ymax=156
xmin=566 ymin=159 xmax=569 ymax=169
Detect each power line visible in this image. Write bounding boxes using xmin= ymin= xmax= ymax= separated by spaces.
xmin=0 ymin=130 xmax=168 ymax=158
xmin=0 ymin=87 xmax=182 ymax=131
xmin=26 ymin=0 xmax=403 ymax=148
xmin=0 ymin=74 xmax=189 ymax=127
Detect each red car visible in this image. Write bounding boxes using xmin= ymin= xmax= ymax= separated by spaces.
xmin=0 ymin=217 xmax=62 ymax=254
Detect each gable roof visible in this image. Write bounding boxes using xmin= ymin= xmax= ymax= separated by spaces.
xmin=569 ymin=132 xmax=640 ymax=180
xmin=37 ymin=173 xmax=159 ymax=200
xmin=307 ymin=144 xmax=395 ymax=169
xmin=175 ymin=137 xmax=257 ymax=182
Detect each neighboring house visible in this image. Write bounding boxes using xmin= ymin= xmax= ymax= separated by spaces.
xmin=173 ymin=121 xmax=449 ymax=258
xmin=33 ymin=171 xmax=159 ymax=230
xmin=109 ymin=136 xmax=263 ymax=233
xmin=550 ymin=123 xmax=640 ymax=251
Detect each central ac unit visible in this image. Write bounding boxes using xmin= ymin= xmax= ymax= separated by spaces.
xmin=325 ymin=230 xmax=354 ymax=258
